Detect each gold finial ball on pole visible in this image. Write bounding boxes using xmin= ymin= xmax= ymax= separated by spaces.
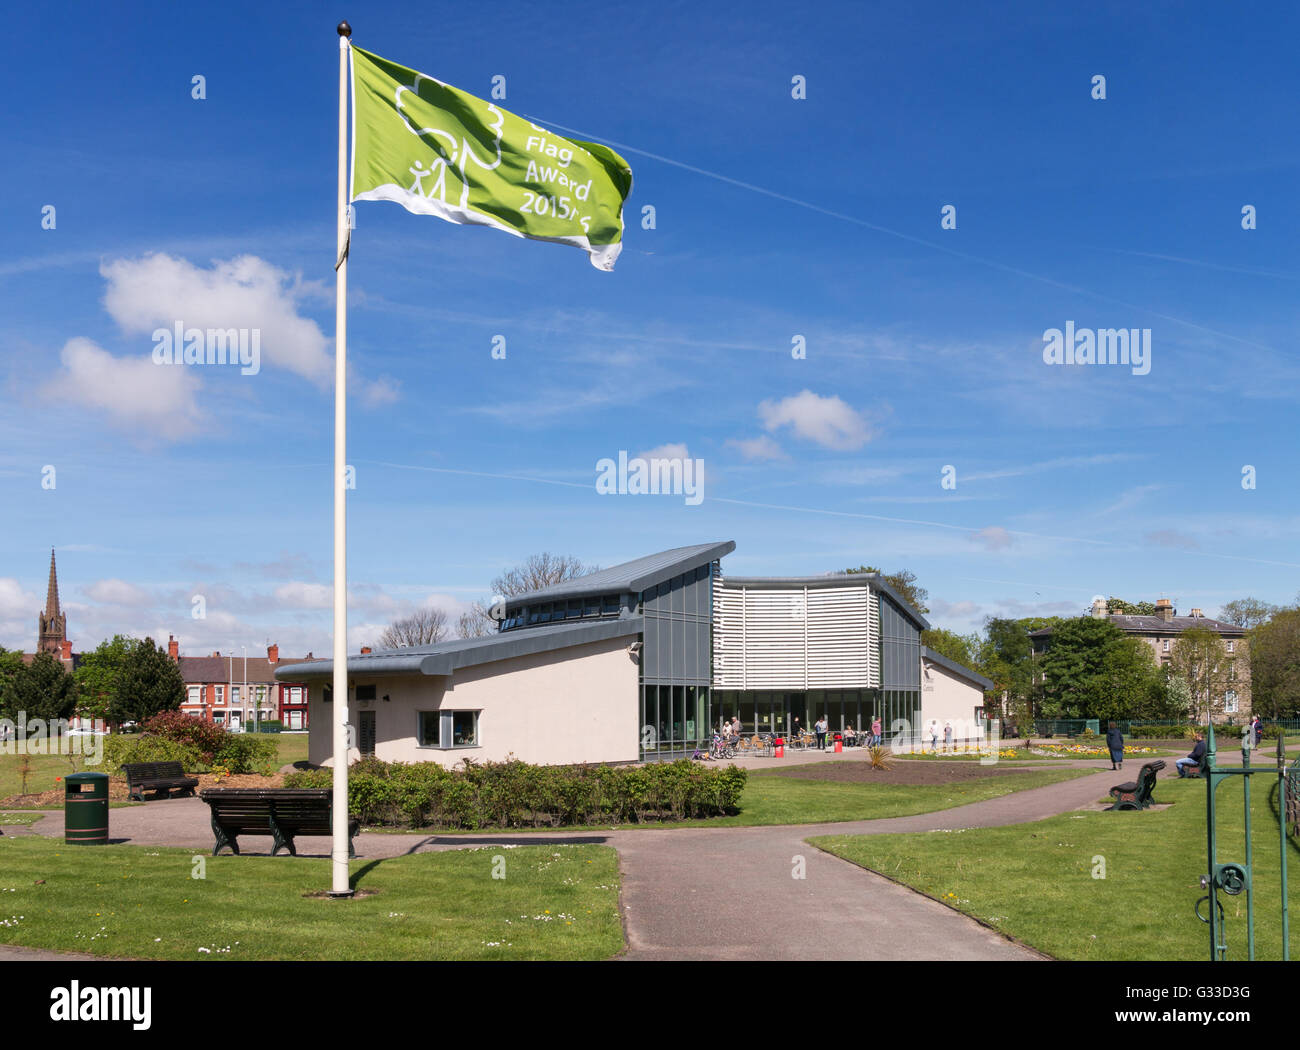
xmin=337 ymin=21 xmax=352 ymax=37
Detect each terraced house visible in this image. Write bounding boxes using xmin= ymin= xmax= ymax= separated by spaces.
xmin=280 ymin=541 xmax=990 ymax=767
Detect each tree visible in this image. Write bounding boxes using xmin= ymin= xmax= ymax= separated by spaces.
xmin=458 ymin=552 xmax=596 ymax=637
xmin=0 ymin=647 xmax=26 ymax=719
xmin=921 ymin=627 xmax=980 ymax=669
xmin=1105 ymin=597 xmax=1157 ymax=616
xmin=843 ymin=566 xmax=929 ymax=614
xmin=74 ymin=635 xmax=139 ymax=720
xmin=1219 ymin=597 xmax=1276 ymax=630
xmin=1169 ymin=627 xmax=1231 ymax=724
xmin=1037 ymin=617 xmax=1164 ymax=721
xmin=377 ymin=607 xmax=450 ymax=649
xmin=979 ymin=616 xmax=1062 ymax=723
xmin=109 ymin=637 xmax=185 ymax=725
xmin=9 ymin=651 xmax=78 ymax=722
xmin=1250 ymin=608 xmax=1300 ymax=718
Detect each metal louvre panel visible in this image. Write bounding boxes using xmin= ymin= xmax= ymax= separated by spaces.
xmin=712 ymin=579 xmax=879 ymax=690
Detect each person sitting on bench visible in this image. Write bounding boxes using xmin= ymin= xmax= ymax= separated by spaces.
xmin=1176 ymin=733 xmax=1206 ymax=778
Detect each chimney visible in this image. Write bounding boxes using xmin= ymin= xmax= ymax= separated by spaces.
xmin=60 ymin=640 xmax=72 ymax=661
xmin=267 ymin=643 xmax=279 ymax=664
xmin=1190 ymin=608 xmax=1203 ymax=618
xmin=360 ymin=646 xmax=372 ymax=655
xmin=211 ymin=650 xmax=220 ymax=658
xmin=1091 ymin=597 xmax=1108 ymax=618
xmin=1156 ymin=598 xmax=1174 ymax=624
xmin=168 ymin=635 xmax=179 ymax=660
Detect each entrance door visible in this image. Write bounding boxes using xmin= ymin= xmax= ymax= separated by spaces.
xmin=228 ymin=711 xmax=241 ymax=732
xmin=358 ymin=710 xmax=376 ymax=757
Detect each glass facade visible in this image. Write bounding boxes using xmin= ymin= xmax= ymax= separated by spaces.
xmin=709 ymin=689 xmax=921 ymax=743
xmin=639 ymin=563 xmax=715 ymax=759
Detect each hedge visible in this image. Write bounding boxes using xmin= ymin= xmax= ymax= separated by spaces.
xmin=284 ymin=757 xmax=748 ymax=830
xmin=102 ymin=732 xmax=277 ymax=775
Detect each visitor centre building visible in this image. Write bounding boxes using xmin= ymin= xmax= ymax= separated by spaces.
xmin=281 ymin=541 xmax=987 ymax=767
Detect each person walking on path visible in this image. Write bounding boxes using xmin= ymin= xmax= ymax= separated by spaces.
xmin=1105 ymin=720 xmax=1124 ymax=770
xmin=871 ymin=717 xmax=882 ymax=747
xmin=929 ymin=722 xmax=939 ymax=753
xmin=1252 ymin=716 xmax=1262 ymax=747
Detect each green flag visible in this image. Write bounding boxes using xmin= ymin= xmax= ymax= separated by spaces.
xmin=349 ymin=45 xmax=633 ymax=270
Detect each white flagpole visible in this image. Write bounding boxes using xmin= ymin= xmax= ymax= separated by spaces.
xmin=330 ymin=19 xmax=354 ymax=898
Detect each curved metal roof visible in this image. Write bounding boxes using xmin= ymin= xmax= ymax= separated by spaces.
xmin=507 ymin=541 xmax=735 ymax=604
xmin=277 ymin=616 xmax=643 ymax=680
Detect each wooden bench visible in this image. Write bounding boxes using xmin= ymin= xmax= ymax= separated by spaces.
xmin=121 ymin=761 xmax=199 ymax=801
xmin=1108 ymin=760 xmax=1167 ymax=811
xmin=200 ymin=788 xmax=360 ymax=857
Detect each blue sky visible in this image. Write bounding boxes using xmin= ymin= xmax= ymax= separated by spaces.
xmin=2 ymin=0 xmax=1298 ymax=657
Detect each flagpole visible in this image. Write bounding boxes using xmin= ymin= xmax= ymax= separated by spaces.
xmin=330 ymin=18 xmax=354 ymax=899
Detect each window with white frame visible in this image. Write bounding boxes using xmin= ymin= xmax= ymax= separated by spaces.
xmin=1227 ymin=640 xmax=1235 ymax=654
xmin=1162 ymin=639 xmax=1170 ymax=653
xmin=187 ymin=686 xmax=201 ymax=705
xmin=215 ymin=685 xmax=224 ymax=704
xmin=290 ymin=687 xmax=303 ymax=703
xmin=1224 ymin=691 xmax=1238 ymax=713
xmin=1228 ymin=661 xmax=1236 ymax=681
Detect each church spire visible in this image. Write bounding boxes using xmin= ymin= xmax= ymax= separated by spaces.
xmin=45 ymin=548 xmax=61 ymax=619
xmin=38 ymin=547 xmax=68 ymax=655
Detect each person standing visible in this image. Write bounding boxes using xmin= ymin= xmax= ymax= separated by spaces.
xmin=815 ymin=715 xmax=828 ymax=750
xmin=1252 ymin=715 xmax=1262 ymax=747
xmin=1105 ymin=720 xmax=1124 ymax=770
xmin=929 ymin=722 xmax=939 ymax=753
xmin=943 ymin=722 xmax=953 ymax=751
xmin=871 ymin=716 xmax=882 ymax=747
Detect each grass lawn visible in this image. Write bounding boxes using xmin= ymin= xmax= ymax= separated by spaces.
xmin=731 ymin=767 xmax=1092 ymax=825
xmin=813 ymin=774 xmax=1300 ymax=960
xmin=0 ymin=837 xmax=623 ymax=960
xmin=1 ymin=732 xmax=309 ymax=803
xmin=0 ymin=812 xmax=43 ymax=826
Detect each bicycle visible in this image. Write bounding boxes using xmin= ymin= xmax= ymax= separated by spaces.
xmin=709 ymin=734 xmax=736 ymax=760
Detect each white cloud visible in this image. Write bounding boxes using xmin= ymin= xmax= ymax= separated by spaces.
xmin=757 ymin=390 xmax=871 ymax=450
xmin=84 ymin=579 xmax=154 ymax=606
xmin=726 ymin=435 xmax=788 ymax=461
xmin=45 ymin=337 xmax=204 ymax=440
xmin=101 ymin=253 xmax=333 ymax=386
xmin=969 ymin=526 xmax=1014 ymax=551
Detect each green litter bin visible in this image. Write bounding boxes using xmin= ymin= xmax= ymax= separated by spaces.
xmin=64 ymin=771 xmax=109 ymax=845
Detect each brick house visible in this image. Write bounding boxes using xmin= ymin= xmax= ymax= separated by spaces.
xmin=171 ymin=638 xmax=314 ymax=730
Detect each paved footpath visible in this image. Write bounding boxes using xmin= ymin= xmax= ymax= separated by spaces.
xmin=3 ymin=760 xmax=1136 ymax=961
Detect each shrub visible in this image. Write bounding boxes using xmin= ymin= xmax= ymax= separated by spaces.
xmin=212 ymin=733 xmax=278 ymax=774
xmin=103 ymin=735 xmax=201 ymax=774
xmin=139 ymin=711 xmax=227 ymax=763
xmin=285 ymin=757 xmax=747 ymax=829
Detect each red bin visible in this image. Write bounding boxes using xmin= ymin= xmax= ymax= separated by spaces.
xmin=774 ymin=737 xmax=784 ymax=758
xmin=834 ymin=733 xmax=843 ymax=753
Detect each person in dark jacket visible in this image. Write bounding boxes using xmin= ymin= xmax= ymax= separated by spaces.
xmin=1105 ymin=721 xmax=1124 ymax=770
xmin=1176 ymin=733 xmax=1206 ymax=778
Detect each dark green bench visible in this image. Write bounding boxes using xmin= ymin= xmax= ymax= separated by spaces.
xmin=1108 ymin=760 xmax=1167 ymax=810
xmin=200 ymin=788 xmax=360 ymax=856
xmin=122 ymin=761 xmax=199 ymax=801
